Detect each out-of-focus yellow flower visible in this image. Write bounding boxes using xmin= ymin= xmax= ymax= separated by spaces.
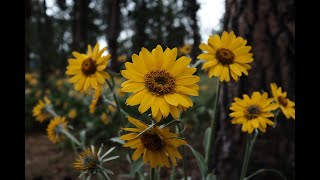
xmin=35 ymin=90 xmax=42 ymax=98
xmin=117 ymin=54 xmax=127 ymax=63
xmin=32 ymin=96 xmax=51 ymax=123
xmin=200 ymin=85 xmax=209 ymax=91
xmin=47 ymin=116 xmax=67 ymax=144
xmin=116 ymin=88 xmax=125 ymax=98
xmin=89 ymin=87 xmax=103 ymax=114
xmin=63 ymin=102 xmax=69 ymax=110
xmin=108 ymin=104 xmax=117 ymax=113
xmin=68 ymin=109 xmax=77 ymax=120
xmin=100 ymin=112 xmax=110 ymax=125
xmin=178 ymin=44 xmax=192 ymax=56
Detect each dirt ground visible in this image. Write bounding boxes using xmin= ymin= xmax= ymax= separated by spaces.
xmin=25 ymin=134 xmax=200 ymax=180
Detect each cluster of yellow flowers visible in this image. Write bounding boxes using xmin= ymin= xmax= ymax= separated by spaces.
xmin=32 ymin=30 xmax=295 ymax=179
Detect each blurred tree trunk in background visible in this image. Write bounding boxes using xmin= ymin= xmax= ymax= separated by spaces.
xmin=213 ymin=0 xmax=295 ymax=179
xmin=38 ymin=0 xmax=54 ymax=90
xmin=106 ymin=0 xmax=121 ymax=72
xmin=25 ymin=0 xmax=31 ymax=72
xmin=72 ymin=0 xmax=89 ymax=52
xmin=185 ymin=0 xmax=201 ymax=62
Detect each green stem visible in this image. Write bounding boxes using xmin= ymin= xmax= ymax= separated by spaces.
xmin=240 ymin=130 xmax=258 ymax=180
xmin=106 ymin=79 xmax=126 ymax=124
xmin=205 ymin=80 xmax=220 ymax=164
xmin=45 ymin=105 xmax=59 ymax=117
xmin=182 ymin=145 xmax=188 ymax=180
xmin=244 ymin=168 xmax=287 ymax=180
xmin=150 ymin=168 xmax=155 ymax=180
xmin=177 ymin=114 xmax=187 ymax=180
xmin=59 ymin=127 xmax=83 ymax=149
xmin=170 ymin=166 xmax=176 ymax=180
xmin=273 ymin=109 xmax=281 ymax=128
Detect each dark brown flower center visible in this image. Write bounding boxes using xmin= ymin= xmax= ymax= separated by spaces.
xmin=215 ymin=48 xmax=235 ymax=65
xmin=246 ymin=105 xmax=261 ymax=119
xmin=83 ymin=155 xmax=98 ymax=169
xmin=278 ymin=96 xmax=288 ymax=107
xmin=141 ymin=130 xmax=164 ymax=151
xmin=81 ymin=58 xmax=96 ymax=75
xmin=145 ymin=70 xmax=176 ymax=96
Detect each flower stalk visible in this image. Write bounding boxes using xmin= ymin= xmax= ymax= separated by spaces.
xmin=205 ymin=80 xmax=220 ymax=164
xmin=240 ymin=129 xmax=259 ymax=180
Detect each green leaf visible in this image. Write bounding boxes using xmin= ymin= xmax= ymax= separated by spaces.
xmin=203 ymin=127 xmax=211 ymax=157
xmin=206 ymin=173 xmax=217 ymax=180
xmin=80 ymin=130 xmax=86 ymax=146
xmin=186 ymin=144 xmax=207 ymax=178
xmin=129 ymin=157 xmax=144 ymax=177
xmin=109 ymin=137 xmax=125 ymax=145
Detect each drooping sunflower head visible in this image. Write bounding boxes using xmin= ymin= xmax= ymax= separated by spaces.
xmin=74 ymin=147 xmax=99 ymax=171
xmin=89 ymin=87 xmax=103 ymax=114
xmin=47 ymin=116 xmax=67 ymax=144
xmin=198 ymin=31 xmax=253 ymax=82
xmin=120 ymin=116 xmax=187 ymax=168
xmin=230 ymin=92 xmax=279 ymax=134
xmin=32 ymin=96 xmax=51 ymax=123
xmin=73 ymin=144 xmax=119 ymax=179
xmin=270 ymin=83 xmax=295 ymax=120
xmin=121 ymin=45 xmax=200 ymax=121
xmin=66 ymin=43 xmax=111 ymax=93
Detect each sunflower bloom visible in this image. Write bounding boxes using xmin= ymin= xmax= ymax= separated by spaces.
xmin=120 ymin=116 xmax=187 ymax=168
xmin=270 ymin=83 xmax=295 ymax=119
xmin=121 ymin=45 xmax=200 ymax=121
xmin=230 ymin=92 xmax=279 ymax=133
xmin=47 ymin=116 xmax=67 ymax=144
xmin=66 ymin=43 xmax=111 ymax=93
xmin=198 ymin=31 xmax=253 ymax=82
xmin=32 ymin=97 xmax=51 ymax=123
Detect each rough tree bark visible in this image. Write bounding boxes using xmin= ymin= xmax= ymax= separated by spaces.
xmin=106 ymin=0 xmax=121 ymax=72
xmin=72 ymin=0 xmax=89 ymax=52
xmin=213 ymin=0 xmax=295 ymax=179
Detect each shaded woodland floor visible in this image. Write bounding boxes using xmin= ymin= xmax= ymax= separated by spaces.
xmin=25 ymin=134 xmax=202 ymax=180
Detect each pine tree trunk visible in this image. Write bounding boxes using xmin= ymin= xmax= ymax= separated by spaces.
xmin=106 ymin=0 xmax=121 ymax=72
xmin=72 ymin=0 xmax=89 ymax=52
xmin=214 ymin=0 xmax=295 ymax=179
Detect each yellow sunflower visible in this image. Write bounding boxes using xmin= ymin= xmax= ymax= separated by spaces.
xmin=197 ymin=31 xmax=253 ymax=82
xmin=230 ymin=92 xmax=279 ymax=133
xmin=120 ymin=116 xmax=187 ymax=168
xmin=47 ymin=116 xmax=67 ymax=144
xmin=32 ymin=96 xmax=51 ymax=123
xmin=66 ymin=43 xmax=111 ymax=93
xmin=270 ymin=83 xmax=295 ymax=120
xmin=121 ymin=45 xmax=200 ymax=121
xmin=89 ymin=87 xmax=103 ymax=114
xmin=74 ymin=147 xmax=99 ymax=171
